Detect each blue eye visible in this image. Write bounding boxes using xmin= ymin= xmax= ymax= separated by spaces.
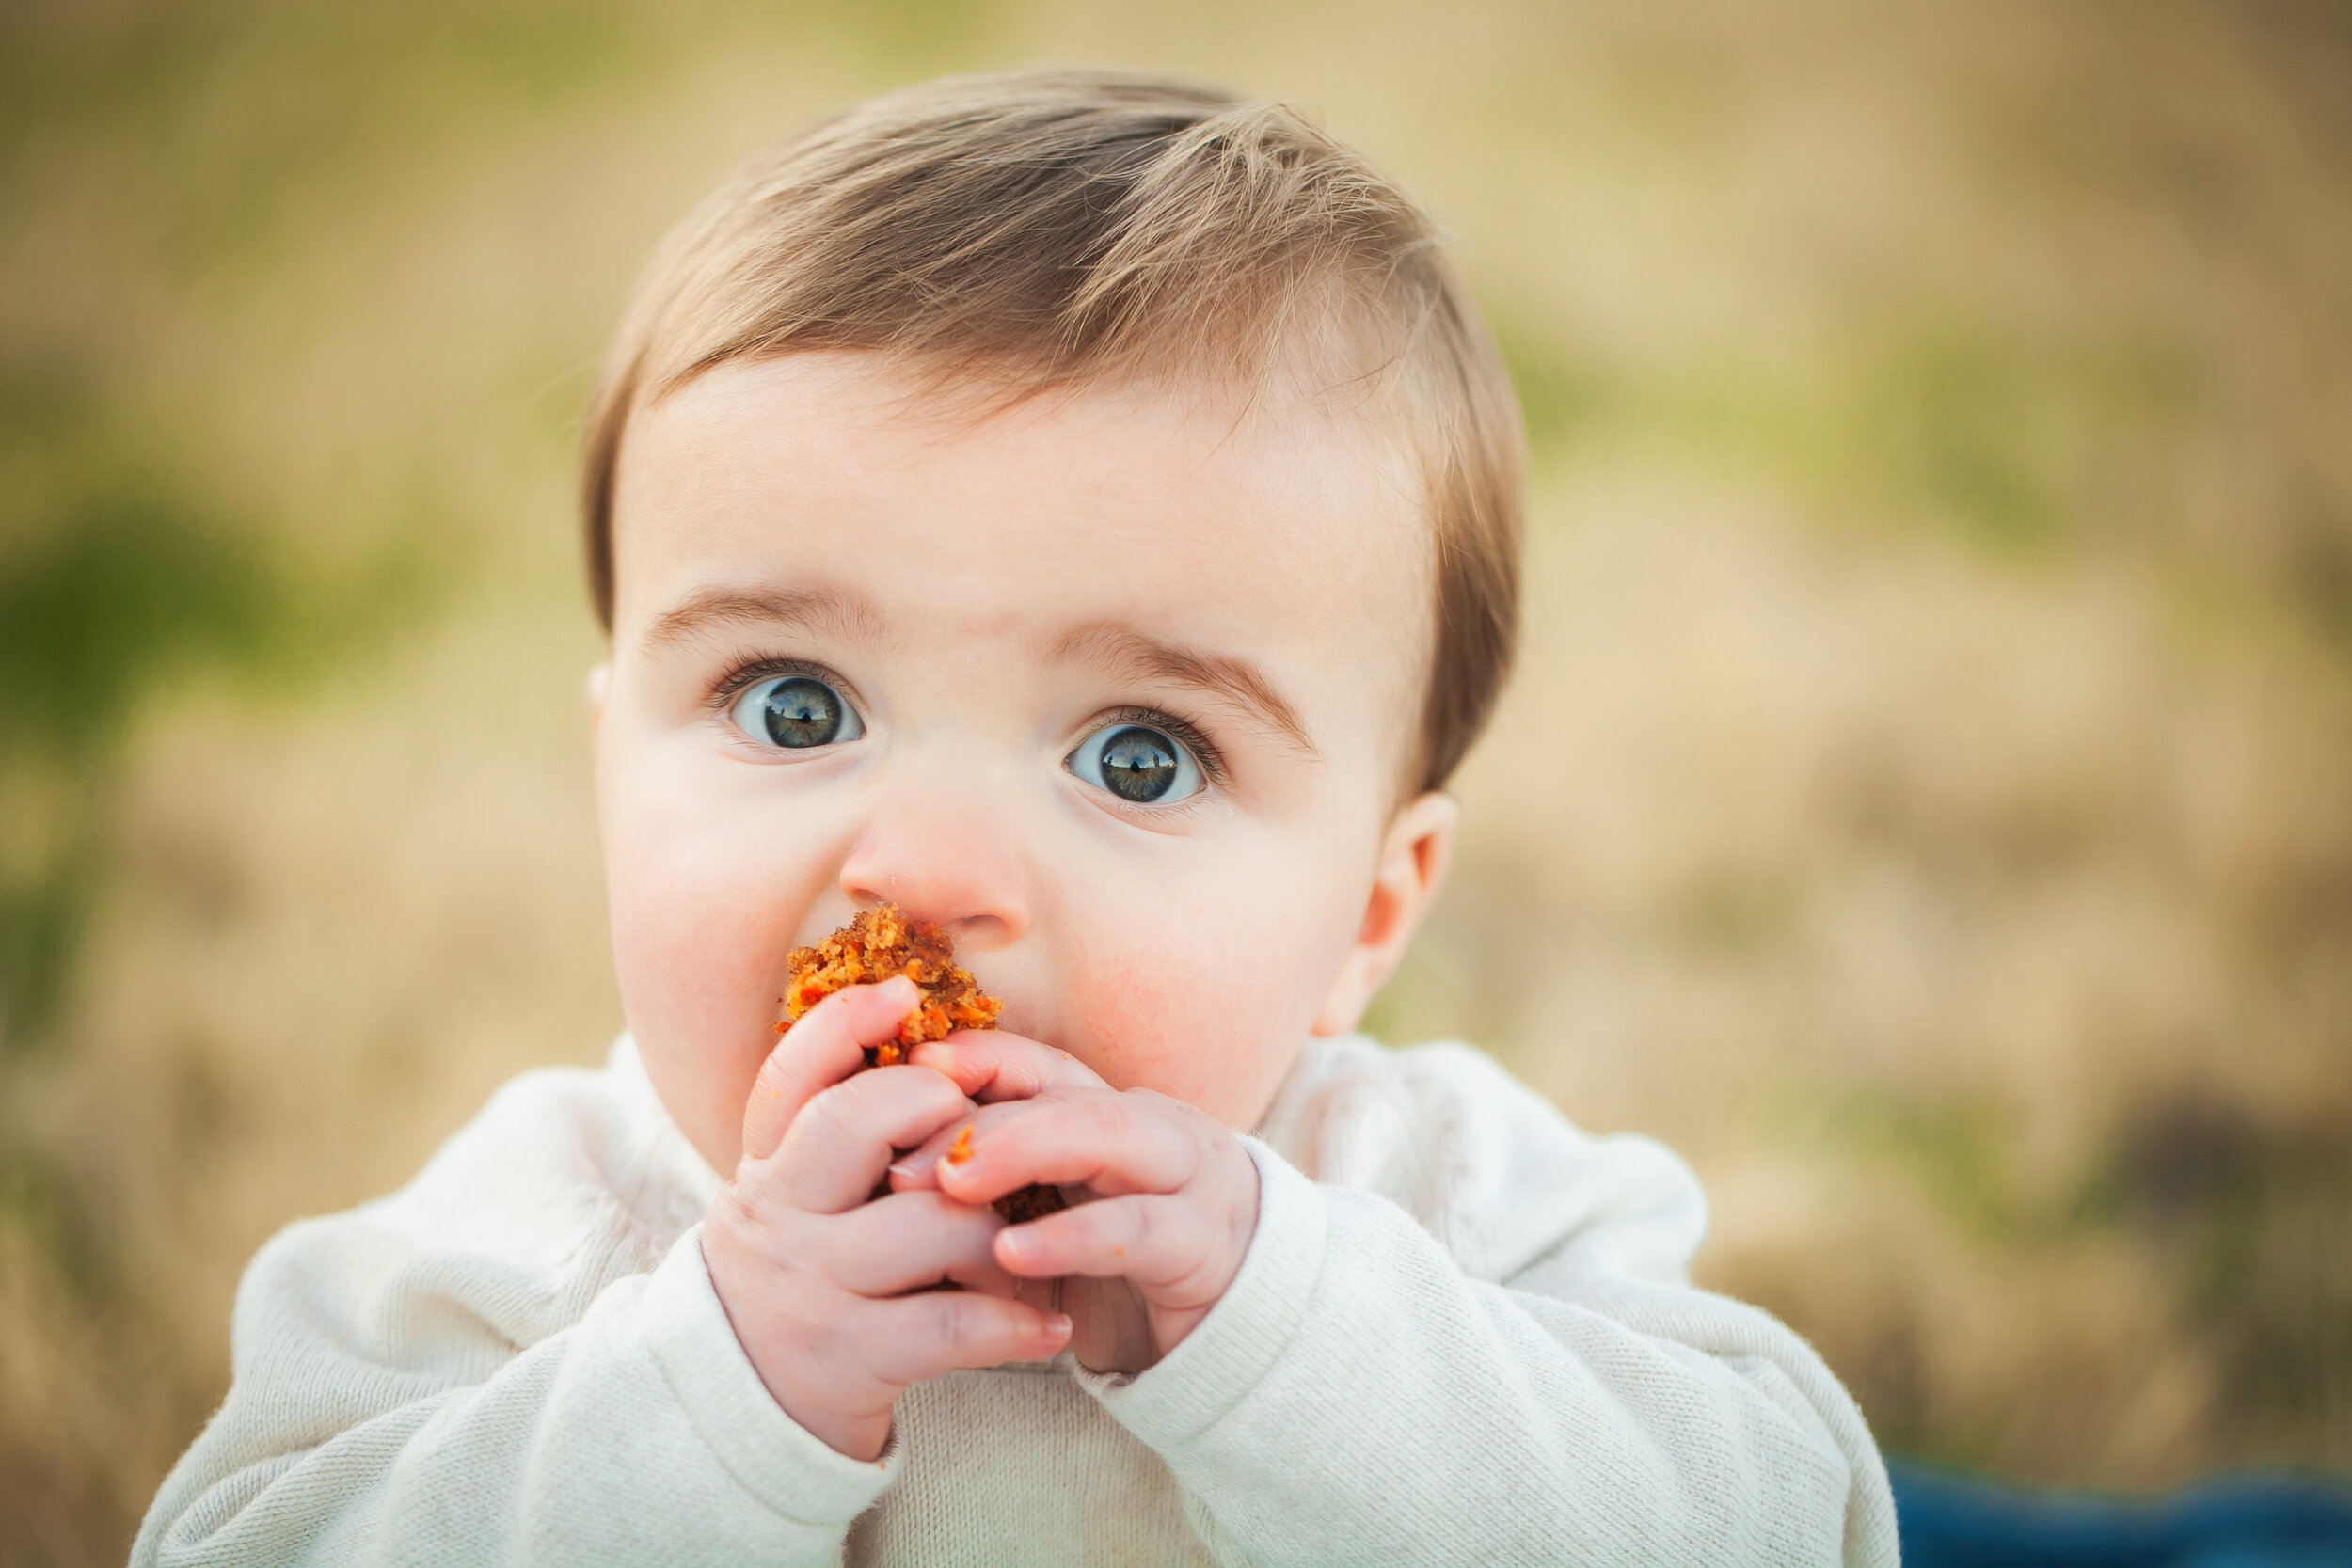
xmin=1067 ymin=722 xmax=1203 ymax=804
xmin=732 ymin=675 xmax=865 ymax=750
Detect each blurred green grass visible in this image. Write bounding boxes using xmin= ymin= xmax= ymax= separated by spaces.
xmin=3 ymin=0 xmax=2349 ymax=1561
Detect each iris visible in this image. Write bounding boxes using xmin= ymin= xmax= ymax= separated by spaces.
xmin=737 ymin=675 xmax=858 ymax=749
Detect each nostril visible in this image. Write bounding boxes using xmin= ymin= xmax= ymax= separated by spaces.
xmin=944 ymin=912 xmax=1017 ymax=953
xmin=835 ymin=794 xmax=1032 ymax=948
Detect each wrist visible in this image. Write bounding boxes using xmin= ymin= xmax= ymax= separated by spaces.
xmin=742 ymin=1336 xmax=893 ymax=1463
xmin=701 ymin=1216 xmax=891 ymax=1462
xmin=1080 ymin=1140 xmax=1327 ymax=1447
xmin=796 ymin=1404 xmax=891 ymax=1464
xmin=1155 ymin=1129 xmax=1263 ymax=1355
xmin=642 ymin=1227 xmax=900 ymax=1527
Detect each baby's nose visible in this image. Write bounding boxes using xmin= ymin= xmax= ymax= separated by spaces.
xmin=836 ymin=787 xmax=1031 ymax=952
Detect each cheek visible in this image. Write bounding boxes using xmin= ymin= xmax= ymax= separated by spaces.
xmin=1057 ymin=869 xmax=1364 ymax=1127
xmin=601 ymin=749 xmax=836 ymax=1169
xmin=609 ymin=860 xmax=787 ymax=1173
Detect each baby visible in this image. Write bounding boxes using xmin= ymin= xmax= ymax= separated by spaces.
xmin=137 ymin=69 xmax=1897 ymax=1566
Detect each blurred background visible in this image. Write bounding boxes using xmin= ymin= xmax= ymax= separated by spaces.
xmin=3 ymin=0 xmax=2347 ymax=1560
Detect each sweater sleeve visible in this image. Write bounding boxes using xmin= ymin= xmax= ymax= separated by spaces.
xmin=133 ymin=1074 xmax=896 ymax=1567
xmin=1082 ymin=1050 xmax=1900 ymax=1568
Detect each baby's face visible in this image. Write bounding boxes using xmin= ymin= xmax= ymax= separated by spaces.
xmin=597 ymin=353 xmax=1448 ymax=1173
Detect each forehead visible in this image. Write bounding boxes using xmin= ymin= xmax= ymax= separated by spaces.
xmin=612 ymin=353 xmax=1431 ymax=739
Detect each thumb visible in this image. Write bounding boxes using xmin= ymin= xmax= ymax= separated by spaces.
xmin=739 ymin=976 xmax=920 ymax=1164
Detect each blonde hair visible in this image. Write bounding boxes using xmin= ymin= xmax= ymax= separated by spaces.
xmin=581 ymin=67 xmax=1521 ymax=791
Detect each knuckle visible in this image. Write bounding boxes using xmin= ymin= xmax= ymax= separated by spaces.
xmin=798 ymin=1083 xmax=849 ymax=1142
xmin=803 ymin=1076 xmax=874 ymax=1143
xmin=714 ymin=1180 xmax=796 ymax=1253
xmin=933 ymin=1293 xmax=982 ymax=1353
xmin=833 ymin=1195 xmax=905 ymax=1252
xmin=803 ymin=1306 xmax=862 ymax=1370
xmin=715 ymin=1180 xmax=764 ymax=1232
xmin=1134 ymin=1086 xmax=1193 ymax=1128
xmin=1169 ymin=1253 xmax=1225 ymax=1307
xmin=1083 ymin=1097 xmax=1129 ymax=1145
xmin=827 ymin=1302 xmax=889 ymax=1359
xmin=908 ymin=1062 xmax=961 ymax=1100
xmin=882 ymin=1189 xmax=956 ymax=1250
xmin=912 ymin=1066 xmax=974 ymax=1120
xmin=791 ymin=990 xmax=848 ymax=1037
xmin=751 ymin=1051 xmax=791 ymax=1099
xmin=928 ymin=1189 xmax=1002 ymax=1233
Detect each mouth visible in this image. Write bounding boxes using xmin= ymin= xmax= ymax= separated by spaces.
xmin=775 ymin=902 xmax=1001 ymax=1063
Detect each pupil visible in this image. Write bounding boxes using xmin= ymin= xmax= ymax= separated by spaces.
xmin=761 ymin=678 xmax=842 ymax=748
xmin=1100 ymin=726 xmax=1178 ymax=801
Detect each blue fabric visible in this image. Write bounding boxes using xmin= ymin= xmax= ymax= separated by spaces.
xmin=1890 ymin=1459 xmax=2352 ymax=1568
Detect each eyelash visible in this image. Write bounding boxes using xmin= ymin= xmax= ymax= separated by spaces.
xmin=704 ymin=657 xmax=1230 ymax=789
xmin=707 ymin=654 xmax=854 ymax=715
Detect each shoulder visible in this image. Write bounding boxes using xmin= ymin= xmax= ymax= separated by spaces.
xmin=241 ymin=1037 xmax=713 ymax=1364
xmin=1255 ymin=1036 xmax=1707 ymax=1286
xmin=389 ymin=1040 xmax=715 ymax=1259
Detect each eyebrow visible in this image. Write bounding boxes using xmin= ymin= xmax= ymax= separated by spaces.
xmin=1054 ymin=623 xmax=1317 ymax=757
xmin=640 ymin=585 xmax=882 ymax=652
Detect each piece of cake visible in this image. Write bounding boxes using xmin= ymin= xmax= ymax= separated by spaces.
xmin=776 ymin=903 xmax=1002 ymax=1063
xmin=777 ymin=904 xmax=1062 ymax=1223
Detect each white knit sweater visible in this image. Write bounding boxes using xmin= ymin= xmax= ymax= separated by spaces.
xmin=135 ymin=1035 xmax=1898 ymax=1566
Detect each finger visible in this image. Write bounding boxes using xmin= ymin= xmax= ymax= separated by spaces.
xmin=741 ymin=976 xmax=920 ymax=1163
xmin=884 ymin=1098 xmax=1030 ymax=1191
xmin=908 ymin=1031 xmax=1111 ymax=1103
xmin=817 ymin=1191 xmax=1017 ymax=1298
xmin=851 ymin=1289 xmax=1072 ymax=1386
xmin=933 ymin=1091 xmax=1203 ymax=1203
xmin=767 ymin=1065 xmax=973 ymax=1213
xmin=994 ymin=1193 xmax=1240 ymax=1307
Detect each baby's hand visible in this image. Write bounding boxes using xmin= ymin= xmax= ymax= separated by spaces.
xmin=898 ymin=1033 xmax=1260 ymax=1372
xmin=702 ymin=978 xmax=1073 ymax=1461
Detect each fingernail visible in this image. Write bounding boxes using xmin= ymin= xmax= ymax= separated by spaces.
xmin=1042 ymin=1312 xmax=1072 ymax=1340
xmin=887 ymin=1157 xmax=926 ymax=1180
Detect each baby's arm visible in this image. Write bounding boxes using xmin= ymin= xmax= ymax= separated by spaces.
xmin=135 ymin=983 xmax=1060 ymax=1568
xmin=1092 ymin=1144 xmax=1896 ymax=1566
xmin=134 ymin=1133 xmax=887 ymax=1564
xmin=925 ymin=1036 xmax=1897 ymax=1567
xmin=135 ymin=1216 xmax=887 ymax=1567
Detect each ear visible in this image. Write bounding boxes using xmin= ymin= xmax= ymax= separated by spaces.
xmin=585 ymin=662 xmax=612 ymax=732
xmin=1311 ymin=791 xmax=1457 ymax=1038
